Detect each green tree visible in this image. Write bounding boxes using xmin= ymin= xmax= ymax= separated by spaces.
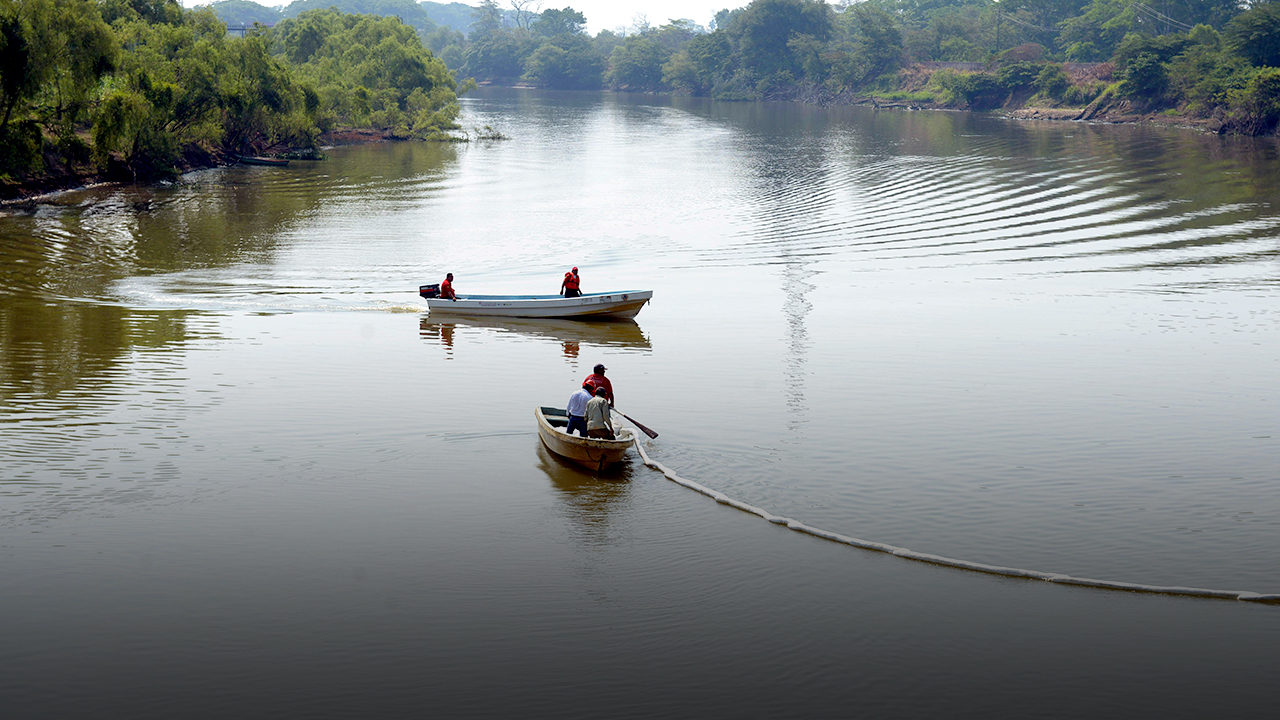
xmin=533 ymin=7 xmax=586 ymax=37
xmin=462 ymin=27 xmax=537 ymax=80
xmin=93 ymin=9 xmax=233 ymax=175
xmin=469 ymin=0 xmax=504 ymax=40
xmin=12 ymin=0 xmax=117 ymax=134
xmin=1118 ymin=52 xmax=1168 ymax=99
xmin=273 ymin=10 xmax=460 ymax=135
xmin=422 ymin=25 xmax=466 ymax=68
xmin=98 ymin=0 xmax=184 ymax=26
xmin=649 ymin=19 xmax=702 ymax=51
xmin=0 ymin=4 xmax=37 ymax=133
xmin=523 ymin=33 xmax=604 ymax=89
xmin=826 ymin=3 xmax=904 ymax=89
xmin=592 ymin=28 xmax=623 ymax=58
xmin=1227 ymin=67 xmax=1280 ymax=133
xmin=220 ymin=33 xmax=315 ymax=153
xmin=1113 ymin=31 xmax=1192 ymax=70
xmin=208 ymin=1 xmax=284 ymax=28
xmin=1034 ymin=62 xmax=1069 ymax=98
xmin=663 ymin=29 xmax=736 ymax=95
xmin=1058 ymin=0 xmax=1141 ymax=61
xmin=1225 ymin=3 xmax=1280 ymax=68
xmin=281 ymin=0 xmax=437 ymax=33
xmin=275 ymin=5 xmax=343 ymax=63
xmin=608 ymin=35 xmax=671 ymax=91
xmin=733 ymin=0 xmax=833 ymax=77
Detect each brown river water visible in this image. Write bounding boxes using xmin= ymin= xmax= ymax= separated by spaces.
xmin=2 ymin=88 xmax=1278 ymax=717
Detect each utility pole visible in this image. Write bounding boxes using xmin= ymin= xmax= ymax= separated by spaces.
xmin=994 ymin=6 xmax=1000 ymax=56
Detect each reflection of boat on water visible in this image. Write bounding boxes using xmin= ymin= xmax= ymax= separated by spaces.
xmin=535 ymin=442 xmax=634 ymax=546
xmin=535 ymin=406 xmax=634 ymax=473
xmin=419 ymin=316 xmax=651 ymax=352
xmin=420 ymin=289 xmax=652 ymax=319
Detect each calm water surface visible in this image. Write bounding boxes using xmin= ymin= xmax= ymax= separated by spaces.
xmin=2 ymin=89 xmax=1278 ymax=717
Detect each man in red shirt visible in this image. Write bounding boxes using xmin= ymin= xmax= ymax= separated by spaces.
xmin=560 ymin=267 xmax=581 ymax=297
xmin=582 ymin=363 xmax=613 ymax=407
xmin=440 ymin=272 xmax=457 ymax=300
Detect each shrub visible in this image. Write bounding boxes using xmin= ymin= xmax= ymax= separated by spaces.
xmin=997 ymin=61 xmax=1042 ymax=92
xmin=1063 ymin=81 xmax=1107 ymax=106
xmin=1118 ymin=53 xmax=1167 ymax=100
xmin=712 ymin=69 xmax=758 ymax=101
xmin=932 ymin=70 xmax=1005 ymax=109
xmin=1227 ymin=68 xmax=1280 ymax=135
xmin=1035 ymin=64 xmax=1070 ymax=99
xmin=938 ymin=37 xmax=975 ymax=62
xmin=0 ymin=120 xmax=42 ymax=178
xmin=1225 ymin=3 xmax=1280 ymax=68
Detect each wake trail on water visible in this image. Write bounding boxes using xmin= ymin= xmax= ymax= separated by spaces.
xmin=629 ymin=437 xmax=1280 ymax=605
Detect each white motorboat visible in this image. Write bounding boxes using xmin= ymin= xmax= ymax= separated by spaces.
xmin=420 ymin=287 xmax=652 ymax=319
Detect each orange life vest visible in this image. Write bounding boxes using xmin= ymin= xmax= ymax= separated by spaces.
xmin=563 ymin=271 xmax=580 ymax=290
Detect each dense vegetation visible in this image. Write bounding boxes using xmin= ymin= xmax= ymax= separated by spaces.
xmin=199 ymin=0 xmax=1280 ymax=135
xmin=6 ymin=0 xmax=1280 ymax=195
xmin=205 ymin=0 xmax=1265 ymax=135
xmin=426 ymin=0 xmax=1280 ymax=134
xmin=0 ymin=0 xmax=463 ymax=190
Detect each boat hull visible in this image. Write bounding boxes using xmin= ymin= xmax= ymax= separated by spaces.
xmin=236 ymin=155 xmax=289 ymax=166
xmin=535 ymin=406 xmax=633 ymax=473
xmin=425 ymin=291 xmax=652 ymax=319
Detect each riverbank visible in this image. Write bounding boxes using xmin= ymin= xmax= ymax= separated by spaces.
xmin=0 ymin=128 xmax=405 ymax=204
xmin=0 ymin=87 xmax=1240 ymax=204
xmin=1003 ymin=104 xmax=1223 ymax=133
xmin=826 ymin=61 xmax=1235 ymax=135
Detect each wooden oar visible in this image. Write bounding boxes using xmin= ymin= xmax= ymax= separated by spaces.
xmin=616 ymin=410 xmax=658 ymax=439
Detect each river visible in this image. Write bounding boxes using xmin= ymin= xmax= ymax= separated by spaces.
xmin=2 ymin=88 xmax=1277 ymax=718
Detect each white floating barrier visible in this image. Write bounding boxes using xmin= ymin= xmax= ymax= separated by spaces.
xmin=630 ymin=437 xmax=1280 ymax=605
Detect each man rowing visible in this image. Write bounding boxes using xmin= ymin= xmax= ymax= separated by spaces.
xmin=582 ymin=363 xmax=613 ymax=407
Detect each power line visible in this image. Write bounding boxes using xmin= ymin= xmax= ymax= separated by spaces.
xmin=996 ymin=13 xmax=1053 ymax=34
xmin=1132 ymin=3 xmax=1196 ymax=32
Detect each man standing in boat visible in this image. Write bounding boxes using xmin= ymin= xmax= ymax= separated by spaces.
xmin=585 ymin=387 xmax=615 ymax=439
xmin=560 ymin=267 xmax=581 ymax=297
xmin=440 ymin=273 xmax=457 ymax=300
xmin=583 ymin=363 xmax=613 ymax=407
xmin=565 ymin=383 xmax=592 ymax=437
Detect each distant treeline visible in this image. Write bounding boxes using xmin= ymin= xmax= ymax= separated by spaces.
xmin=210 ymin=0 xmax=477 ymax=35
xmin=6 ymin=0 xmax=1280 ymax=193
xmin=0 ymin=0 xmax=463 ymax=188
xmin=443 ymin=0 xmax=1280 ymax=134
xmin=209 ymin=0 xmax=1280 ymax=135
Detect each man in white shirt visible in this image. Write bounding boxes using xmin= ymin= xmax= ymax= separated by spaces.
xmin=564 ymin=383 xmax=592 ymax=437
xmin=585 ymin=386 xmax=615 ymax=439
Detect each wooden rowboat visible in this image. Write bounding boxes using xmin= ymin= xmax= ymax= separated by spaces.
xmin=235 ymin=155 xmax=290 ymax=166
xmin=421 ymin=289 xmax=652 ymax=319
xmin=535 ymin=406 xmax=634 ymax=473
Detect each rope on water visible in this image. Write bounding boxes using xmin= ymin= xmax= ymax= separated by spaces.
xmin=630 ymin=438 xmax=1280 ymax=605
